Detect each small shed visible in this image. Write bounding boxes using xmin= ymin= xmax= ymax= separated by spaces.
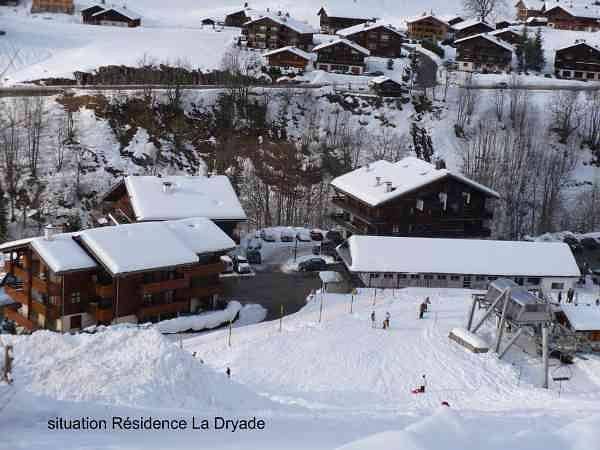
xmin=449 ymin=327 xmax=489 ymax=353
xmin=319 ymin=271 xmax=347 ymax=293
xmin=557 ymin=305 xmax=600 ymax=345
xmin=368 ymin=76 xmax=406 ymax=97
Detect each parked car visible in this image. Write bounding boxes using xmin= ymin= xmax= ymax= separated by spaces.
xmin=260 ymin=229 xmax=277 ymax=242
xmin=310 ymin=229 xmax=324 ymax=241
xmin=581 ymin=237 xmax=600 ymax=250
xmin=495 ymin=82 xmax=508 ymax=89
xmin=298 ymin=257 xmax=327 ymax=272
xmin=312 ymin=245 xmax=321 ymax=256
xmin=247 ymin=238 xmax=262 ymax=251
xmin=296 ymin=230 xmax=311 ymax=242
xmin=233 ymin=255 xmax=252 ymax=274
xmin=563 ymin=236 xmax=582 ymax=253
xmin=220 ymin=255 xmax=234 ymax=273
xmin=326 ymin=230 xmax=344 ymax=245
xmin=280 ymin=230 xmax=295 ymax=242
xmin=247 ymin=250 xmax=262 ymax=265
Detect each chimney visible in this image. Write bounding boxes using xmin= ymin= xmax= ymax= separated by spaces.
xmin=375 ymin=176 xmax=381 ymax=186
xmin=285 ymin=12 xmax=290 ymax=18
xmin=365 ymin=163 xmax=370 ymax=171
xmin=278 ymin=10 xmax=282 ymax=16
xmin=244 ymin=2 xmax=248 ymax=7
xmin=44 ymin=224 xmax=56 ymax=241
xmin=162 ymin=181 xmax=174 ymax=194
xmin=385 ymin=181 xmax=393 ymax=193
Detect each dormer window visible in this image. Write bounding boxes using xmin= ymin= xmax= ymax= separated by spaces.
xmin=416 ymin=199 xmax=424 ymax=211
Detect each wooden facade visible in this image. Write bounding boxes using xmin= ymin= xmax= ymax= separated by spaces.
xmin=456 ymin=35 xmax=513 ymax=72
xmin=406 ymin=16 xmax=450 ymax=41
xmin=317 ymin=7 xmax=370 ymax=34
xmin=339 ymin=24 xmax=404 ymax=58
xmin=330 ymin=176 xmax=496 ymax=238
xmin=454 ymin=22 xmax=495 ymax=41
xmin=491 ymin=29 xmax=521 ymax=45
xmin=31 ymin=0 xmax=73 ymax=14
xmin=87 ymin=8 xmax=141 ymax=27
xmin=225 ymin=9 xmax=251 ymax=27
xmin=555 ymin=42 xmax=600 ymax=80
xmin=369 ymin=78 xmax=406 ymax=97
xmin=314 ymin=40 xmax=368 ymax=74
xmin=264 ymin=48 xmax=312 ymax=69
xmin=544 ymin=6 xmax=600 ymax=31
xmin=1 ymin=239 xmax=226 ymax=332
xmin=515 ymin=0 xmax=543 ymax=22
xmin=242 ymin=16 xmax=314 ymax=50
xmin=81 ymin=5 xmax=104 ymax=24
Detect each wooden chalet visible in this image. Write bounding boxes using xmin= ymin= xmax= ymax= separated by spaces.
xmin=368 ymin=76 xmax=406 ymax=97
xmin=329 ymin=157 xmax=499 ymax=238
xmin=317 ymin=6 xmax=373 ymax=34
xmin=81 ymin=4 xmax=105 ymax=24
xmin=555 ymin=41 xmax=600 ymax=80
xmin=490 ymin=28 xmax=521 ymax=45
xmin=406 ymin=14 xmax=451 ymax=41
xmin=526 ymin=16 xmax=548 ymax=26
xmin=446 ymin=15 xmax=465 ymax=27
xmin=452 ymin=20 xmax=495 ymax=41
xmin=86 ymin=5 xmax=141 ymax=27
xmin=225 ymin=3 xmax=253 ymax=27
xmin=555 ymin=305 xmax=600 ymax=350
xmin=455 ymin=33 xmax=514 ymax=72
xmin=201 ymin=17 xmax=217 ymax=27
xmin=313 ymin=38 xmax=369 ymax=74
xmin=336 ymin=22 xmax=405 ymax=58
xmin=495 ymin=20 xmax=513 ymax=29
xmin=544 ymin=4 xmax=600 ymax=31
xmin=263 ymin=46 xmax=314 ymax=69
xmin=31 ymin=0 xmax=73 ymax=14
xmin=0 ymin=218 xmax=235 ymax=332
xmin=241 ymin=11 xmax=316 ymax=50
xmin=515 ymin=0 xmax=544 ymax=22
xmin=95 ymin=175 xmax=247 ymax=241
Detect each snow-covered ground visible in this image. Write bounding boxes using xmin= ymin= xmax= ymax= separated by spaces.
xmin=3 ymin=287 xmax=600 ymax=449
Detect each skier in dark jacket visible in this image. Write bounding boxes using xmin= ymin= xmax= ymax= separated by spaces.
xmin=371 ymin=311 xmax=376 ymax=328
xmin=419 ymin=302 xmax=427 ymax=319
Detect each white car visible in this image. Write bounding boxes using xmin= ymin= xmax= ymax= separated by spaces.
xmin=237 ymin=261 xmax=252 ymax=274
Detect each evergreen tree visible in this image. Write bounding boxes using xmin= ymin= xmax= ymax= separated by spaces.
xmin=531 ymin=28 xmax=545 ymax=72
xmin=516 ymin=26 xmax=529 ymax=72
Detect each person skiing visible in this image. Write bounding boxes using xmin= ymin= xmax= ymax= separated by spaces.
xmin=567 ymin=288 xmax=574 ymax=303
xmin=424 ymin=297 xmax=431 ymax=311
xmin=383 ymin=311 xmax=391 ymax=329
xmin=558 ymin=291 xmax=563 ymax=303
xmin=420 ymin=374 xmax=427 ymax=393
xmin=419 ymin=301 xmax=427 ymax=319
xmin=371 ymin=311 xmax=376 ymax=329
xmin=226 ymin=367 xmax=231 ymax=378
xmin=596 ymin=298 xmax=600 ymax=307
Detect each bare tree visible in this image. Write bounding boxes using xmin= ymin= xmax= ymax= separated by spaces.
xmin=582 ymin=89 xmax=600 ymax=154
xmin=494 ymin=88 xmax=505 ymax=121
xmin=22 ymin=96 xmax=47 ymax=178
xmin=549 ymin=91 xmax=582 ymax=143
xmin=462 ymin=0 xmax=507 ymax=21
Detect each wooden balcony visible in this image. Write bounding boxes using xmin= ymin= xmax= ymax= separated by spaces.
xmin=31 ymin=276 xmax=61 ymax=296
xmin=139 ymin=277 xmax=190 ymax=295
xmin=137 ymin=300 xmax=190 ymax=320
xmin=177 ymin=284 xmax=222 ymax=299
xmin=95 ymin=284 xmax=114 ymax=299
xmin=4 ymin=307 xmax=37 ymax=331
xmin=30 ymin=300 xmax=59 ymax=320
xmin=88 ymin=302 xmax=114 ymax=322
xmin=180 ymin=262 xmax=226 ymax=278
xmin=8 ymin=263 xmax=29 ymax=281
xmin=4 ymin=286 xmax=29 ymax=305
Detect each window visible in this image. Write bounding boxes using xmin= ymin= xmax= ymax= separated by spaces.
xmin=165 ymin=290 xmax=174 ymax=303
xmin=398 ymin=274 xmax=407 ymax=279
xmin=574 ymin=71 xmax=583 ymax=78
xmin=416 ymin=199 xmax=424 ymax=211
xmin=411 ymin=274 xmax=420 ymax=279
xmin=424 ymin=274 xmax=434 ymax=280
xmin=514 ymin=277 xmax=524 ymax=286
xmin=551 ymin=282 xmax=564 ymax=290
xmin=143 ymin=293 xmax=153 ymax=304
xmin=587 ymin=72 xmax=596 ymax=79
xmin=437 ymin=275 xmax=447 ymax=280
xmin=439 ymin=192 xmax=448 ymax=210
xmin=384 ymin=273 xmax=394 ymax=279
xmin=370 ymin=273 xmax=380 ymax=278
xmin=488 ymin=276 xmax=498 ymax=281
xmin=70 ymin=292 xmax=81 ymax=304
xmin=451 ymin=275 xmax=460 ymax=281
xmin=463 ymin=276 xmax=472 ymax=288
xmin=526 ymin=277 xmax=541 ymax=286
xmin=393 ymin=224 xmax=400 ymax=233
xmin=463 ymin=192 xmax=471 ymax=205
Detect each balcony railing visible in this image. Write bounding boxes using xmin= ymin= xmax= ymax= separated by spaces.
xmin=88 ymin=302 xmax=114 ymax=322
xmin=177 ymin=284 xmax=222 ymax=300
xmin=4 ymin=307 xmax=37 ymax=331
xmin=95 ymin=283 xmax=114 ymax=299
xmin=180 ymin=262 xmax=225 ymax=278
xmin=137 ymin=300 xmax=190 ymax=320
xmin=4 ymin=286 xmax=29 ymax=305
xmin=31 ymin=276 xmax=61 ymax=296
xmin=30 ymin=300 xmax=59 ymax=320
xmin=139 ymin=277 xmax=190 ymax=295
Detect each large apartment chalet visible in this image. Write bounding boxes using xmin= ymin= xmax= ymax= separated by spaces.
xmin=95 ymin=175 xmax=247 ymax=240
xmin=31 ymin=0 xmax=73 ymax=14
xmin=544 ymin=3 xmax=600 ymax=32
xmin=515 ymin=0 xmax=544 ymax=22
xmin=317 ymin=6 xmax=375 ymax=34
xmin=406 ymin=14 xmax=452 ymax=41
xmin=336 ymin=22 xmax=405 ymax=58
xmin=241 ymin=10 xmax=317 ymax=50
xmin=455 ymin=33 xmax=514 ymax=72
xmin=313 ymin=38 xmax=370 ymax=74
xmin=329 ymin=157 xmax=499 ymax=238
xmin=0 ymin=218 xmax=235 ymax=332
xmin=555 ymin=40 xmax=600 ymax=80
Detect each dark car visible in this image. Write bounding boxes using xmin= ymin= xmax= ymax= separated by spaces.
xmin=298 ymin=258 xmax=327 ymax=272
xmin=246 ymin=250 xmax=262 ymax=265
xmin=326 ymin=230 xmax=344 ymax=245
xmin=581 ymin=237 xmax=600 ymax=250
xmin=310 ymin=230 xmax=324 ymax=241
xmin=280 ymin=230 xmax=294 ymax=242
xmin=260 ymin=229 xmax=277 ymax=242
xmin=563 ymin=236 xmax=582 ymax=253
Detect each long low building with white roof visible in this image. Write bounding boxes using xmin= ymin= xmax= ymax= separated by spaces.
xmin=337 ymin=235 xmax=581 ymax=293
xmin=0 ymin=218 xmax=235 ymax=332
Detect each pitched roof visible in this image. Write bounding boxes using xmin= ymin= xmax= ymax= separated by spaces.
xmin=244 ymin=11 xmax=317 ymax=34
xmin=263 ymin=46 xmax=315 ymax=60
xmin=337 ymin=21 xmax=405 ymax=37
xmin=544 ymin=2 xmax=600 ymax=19
xmin=406 ymin=14 xmax=450 ymax=27
xmin=317 ymin=5 xmax=375 ymax=20
xmin=78 ymin=218 xmax=234 ymax=276
xmin=92 ymin=5 xmax=141 ymax=21
xmin=123 ymin=175 xmax=247 ymax=222
xmin=451 ymin=19 xmax=494 ymax=31
xmin=330 ymin=157 xmax=499 ymax=207
xmin=556 ymin=40 xmax=600 ymax=53
xmin=454 ymin=33 xmax=515 ymax=52
xmin=312 ymin=38 xmax=370 ymax=55
xmin=338 ymin=235 xmax=581 ymax=277
xmin=561 ymin=304 xmax=600 ymax=331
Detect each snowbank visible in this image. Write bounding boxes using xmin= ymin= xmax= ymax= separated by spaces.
xmin=156 ymin=301 xmax=242 ymax=334
xmin=236 ymin=304 xmax=268 ymax=327
xmin=7 ymin=326 xmax=268 ymax=409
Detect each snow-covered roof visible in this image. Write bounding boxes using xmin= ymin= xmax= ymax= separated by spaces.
xmin=406 ymin=14 xmax=450 ymax=27
xmin=336 ymin=21 xmax=404 ymax=38
xmin=556 ymin=40 xmax=600 ymax=52
xmin=544 ymin=3 xmax=600 ymax=20
xmin=263 ymin=46 xmax=315 ymax=60
xmin=319 ymin=271 xmax=344 ymax=283
xmin=368 ymin=75 xmax=401 ymax=85
xmin=339 ymin=236 xmax=581 ymax=277
xmin=330 ymin=157 xmax=499 ymax=207
xmin=313 ymin=38 xmax=370 ymax=55
xmin=92 ymin=5 xmax=141 ymax=21
xmin=451 ymin=19 xmax=494 ymax=31
xmin=561 ymin=305 xmax=600 ymax=331
xmin=0 ymin=237 xmax=35 ymax=252
xmin=124 ymin=175 xmax=246 ymax=222
xmin=244 ymin=11 xmax=317 ymax=34
xmin=79 ymin=218 xmax=234 ymax=276
xmin=317 ymin=5 xmax=374 ymax=20
xmin=526 ymin=16 xmax=548 ymax=23
xmin=454 ymin=33 xmax=515 ymax=52
xmin=31 ymin=234 xmax=98 ymax=274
